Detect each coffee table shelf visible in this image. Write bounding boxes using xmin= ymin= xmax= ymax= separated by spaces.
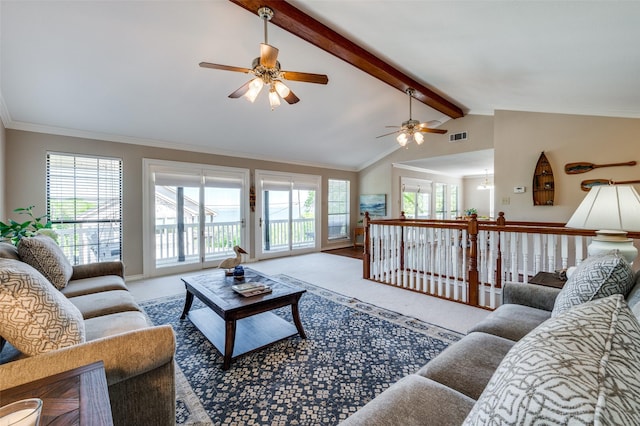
xmin=189 ymin=309 xmax=299 ymax=358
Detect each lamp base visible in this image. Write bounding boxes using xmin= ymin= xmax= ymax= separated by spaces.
xmin=588 ymin=230 xmax=638 ymax=264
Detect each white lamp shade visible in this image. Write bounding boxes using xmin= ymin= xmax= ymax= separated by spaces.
xmin=566 ymin=185 xmax=640 ymax=231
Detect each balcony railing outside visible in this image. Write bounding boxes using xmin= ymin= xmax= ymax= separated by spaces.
xmin=363 ymin=212 xmax=640 ymax=309
xmin=155 ymin=218 xmax=315 ymax=266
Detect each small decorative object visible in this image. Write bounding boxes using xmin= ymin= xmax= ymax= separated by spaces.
xmin=233 ymin=266 xmax=245 ymax=280
xmin=218 ymin=245 xmax=248 ymax=276
xmin=0 ymin=398 xmax=43 ymax=426
xmin=564 ymin=160 xmax=636 ymax=175
xmin=249 ymin=186 xmax=256 ymax=212
xmin=533 ymin=152 xmax=554 ymax=206
xmin=464 ymin=208 xmax=477 ymax=216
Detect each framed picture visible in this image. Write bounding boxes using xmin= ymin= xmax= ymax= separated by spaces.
xmin=359 ymin=194 xmax=386 ymax=217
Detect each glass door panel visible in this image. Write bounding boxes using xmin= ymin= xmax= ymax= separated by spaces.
xmin=262 ymin=189 xmax=291 ymax=254
xmin=154 ymin=180 xmax=201 ymax=269
xmin=292 ymin=188 xmax=316 ymax=249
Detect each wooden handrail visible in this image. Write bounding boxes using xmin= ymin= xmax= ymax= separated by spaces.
xmin=362 ymin=210 xmax=640 ymax=309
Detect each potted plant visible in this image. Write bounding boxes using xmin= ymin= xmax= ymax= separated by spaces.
xmin=464 ymin=208 xmax=477 ymax=218
xmin=0 ymin=206 xmax=56 ymax=245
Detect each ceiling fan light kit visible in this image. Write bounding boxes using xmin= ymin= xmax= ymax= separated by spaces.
xmin=199 ymin=6 xmax=328 ymax=110
xmin=377 ymin=88 xmax=448 ymax=147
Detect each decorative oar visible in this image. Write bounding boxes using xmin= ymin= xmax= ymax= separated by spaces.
xmin=565 ymin=161 xmax=636 ymax=174
xmin=580 ymin=179 xmax=640 ymax=191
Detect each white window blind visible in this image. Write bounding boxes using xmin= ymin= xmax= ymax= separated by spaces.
xmin=328 ymin=179 xmax=349 ymax=239
xmin=47 ymin=153 xmax=123 ymax=265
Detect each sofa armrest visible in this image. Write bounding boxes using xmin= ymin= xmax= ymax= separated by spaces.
xmin=0 ymin=325 xmax=175 ymax=390
xmin=502 ymin=282 xmax=560 ymax=312
xmin=71 ymin=261 xmax=125 ymax=280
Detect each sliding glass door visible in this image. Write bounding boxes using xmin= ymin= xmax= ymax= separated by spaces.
xmin=256 ymin=171 xmax=320 ymax=259
xmin=144 ymin=160 xmax=249 ymax=276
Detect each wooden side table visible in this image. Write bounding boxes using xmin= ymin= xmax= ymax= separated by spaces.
xmin=1 ymin=361 xmax=113 ymax=425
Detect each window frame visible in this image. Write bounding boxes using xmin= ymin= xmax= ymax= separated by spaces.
xmin=46 ymin=152 xmax=123 ymax=265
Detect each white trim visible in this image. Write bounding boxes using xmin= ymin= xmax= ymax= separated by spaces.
xmin=142 ymin=158 xmax=250 ymax=277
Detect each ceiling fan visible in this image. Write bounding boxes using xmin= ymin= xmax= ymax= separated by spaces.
xmin=199 ymin=6 xmax=328 ymax=110
xmin=377 ymin=88 xmax=448 ymax=146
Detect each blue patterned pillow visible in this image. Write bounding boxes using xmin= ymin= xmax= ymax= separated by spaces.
xmin=551 ymin=252 xmax=634 ymax=317
xmin=464 ymin=294 xmax=640 ymax=425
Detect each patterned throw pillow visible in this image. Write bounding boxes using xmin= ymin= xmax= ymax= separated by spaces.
xmin=0 ymin=259 xmax=85 ymax=355
xmin=463 ymin=294 xmax=640 ymax=425
xmin=551 ymin=252 xmax=634 ymax=317
xmin=18 ymin=234 xmax=73 ymax=290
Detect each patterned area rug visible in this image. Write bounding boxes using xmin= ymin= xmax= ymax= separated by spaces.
xmin=141 ymin=273 xmax=462 ymax=425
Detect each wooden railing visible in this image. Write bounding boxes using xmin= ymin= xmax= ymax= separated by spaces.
xmin=362 ymin=212 xmax=640 ymax=309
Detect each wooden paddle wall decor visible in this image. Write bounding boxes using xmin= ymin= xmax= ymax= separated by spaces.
xmin=581 ymin=179 xmax=640 ymax=191
xmin=533 ymin=152 xmax=554 ymax=206
xmin=564 ymin=161 xmax=636 ymax=174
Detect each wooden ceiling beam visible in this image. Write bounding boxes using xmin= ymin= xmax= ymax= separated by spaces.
xmin=228 ymin=0 xmax=465 ymax=119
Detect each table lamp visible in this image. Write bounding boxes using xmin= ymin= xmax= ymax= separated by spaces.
xmin=565 ymin=184 xmax=640 ymax=264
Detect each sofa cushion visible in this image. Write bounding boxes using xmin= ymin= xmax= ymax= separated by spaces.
xmin=551 ymin=252 xmax=634 ymax=317
xmin=0 ymin=242 xmax=20 ymax=260
xmin=84 ymin=311 xmax=149 ymax=341
xmin=467 ymin=303 xmax=551 ymax=341
xmin=67 ymin=290 xmax=141 ymax=319
xmin=417 ymin=332 xmax=515 ymax=400
xmin=341 ymin=375 xmax=476 ymax=426
xmin=463 ymin=294 xmax=640 ymax=425
xmin=60 ymin=275 xmax=128 ymax=298
xmin=18 ymin=235 xmax=73 ymax=290
xmin=0 ymin=259 xmax=85 ymax=356
xmin=627 ymin=271 xmax=640 ymax=321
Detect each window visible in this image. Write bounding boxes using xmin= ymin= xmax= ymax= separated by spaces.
xmin=327 ymin=179 xmax=349 ymax=239
xmin=449 ymin=184 xmax=459 ymax=219
xmin=401 ymin=177 xmax=431 ymax=219
xmin=434 ymin=183 xmax=446 ymax=219
xmin=47 ymin=153 xmax=122 ymax=265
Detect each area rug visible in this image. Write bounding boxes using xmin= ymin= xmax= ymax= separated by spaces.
xmin=141 ymin=273 xmax=462 ymax=425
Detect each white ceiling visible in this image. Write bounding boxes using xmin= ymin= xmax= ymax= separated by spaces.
xmin=2 ymin=1 xmax=639 ymax=173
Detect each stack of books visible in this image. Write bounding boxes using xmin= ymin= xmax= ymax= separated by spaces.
xmin=231 ymin=282 xmax=273 ymax=297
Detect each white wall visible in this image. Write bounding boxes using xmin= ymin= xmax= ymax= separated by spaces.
xmin=463 ymin=176 xmax=493 ymax=218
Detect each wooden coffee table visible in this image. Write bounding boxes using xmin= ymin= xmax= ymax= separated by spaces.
xmin=180 ymin=269 xmax=306 ymax=370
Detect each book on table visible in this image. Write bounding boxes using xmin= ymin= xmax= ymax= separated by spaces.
xmin=232 ymin=282 xmax=272 ymax=297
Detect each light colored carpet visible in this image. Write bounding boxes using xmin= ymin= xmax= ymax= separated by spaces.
xmin=129 ymin=252 xmax=489 ymax=333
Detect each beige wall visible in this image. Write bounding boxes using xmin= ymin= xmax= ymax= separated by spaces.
xmin=463 ymin=176 xmax=493 ymax=218
xmin=360 ymin=114 xmax=495 ymax=218
xmin=494 ymin=110 xmax=640 ymax=222
xmin=5 ymin=130 xmax=358 ymax=276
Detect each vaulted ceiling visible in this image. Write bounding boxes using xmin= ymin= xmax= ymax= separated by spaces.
xmin=2 ymin=1 xmax=639 ymax=173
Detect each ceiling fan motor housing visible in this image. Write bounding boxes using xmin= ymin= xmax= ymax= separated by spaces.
xmin=251 ymin=57 xmax=282 ymax=84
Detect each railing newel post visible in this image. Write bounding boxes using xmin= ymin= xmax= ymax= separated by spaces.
xmin=468 ymin=213 xmax=479 ymax=306
xmin=363 ymin=212 xmax=371 ymax=279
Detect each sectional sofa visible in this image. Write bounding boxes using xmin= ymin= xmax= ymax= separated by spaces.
xmin=341 ymin=251 xmax=640 ymax=425
xmin=0 ymin=237 xmax=176 ymax=426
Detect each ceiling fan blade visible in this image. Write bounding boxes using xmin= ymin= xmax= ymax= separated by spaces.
xmin=418 ymin=128 xmax=448 ymax=134
xmin=376 ymin=130 xmax=400 ymax=138
xmin=282 ymin=88 xmax=300 ymax=104
xmin=199 ymin=62 xmax=252 ymax=73
xmin=228 ymin=81 xmax=252 ymax=98
xmin=384 ymin=125 xmax=401 ymax=128
xmin=281 ymin=71 xmax=329 ymax=85
xmin=260 ymin=43 xmax=279 ymax=68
